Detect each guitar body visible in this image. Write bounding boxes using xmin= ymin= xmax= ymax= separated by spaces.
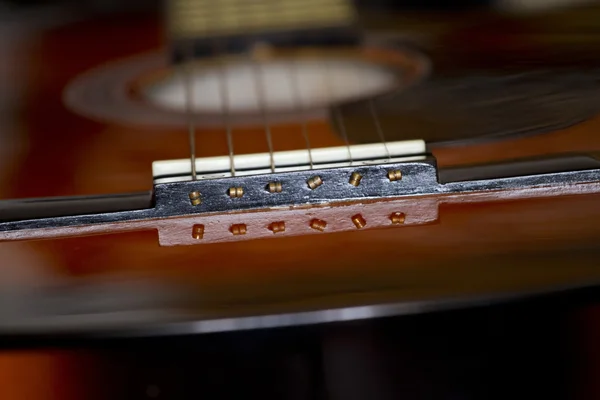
xmin=3 ymin=4 xmax=600 ymax=399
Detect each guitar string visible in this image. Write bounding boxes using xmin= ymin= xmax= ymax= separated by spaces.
xmin=278 ymin=0 xmax=313 ymax=170
xmin=352 ymin=64 xmax=390 ymax=161
xmin=288 ymin=59 xmax=314 ymax=169
xmin=212 ymin=0 xmax=236 ymax=177
xmin=333 ymin=107 xmax=351 ymax=164
xmin=242 ymin=2 xmax=274 ymax=173
xmin=186 ymin=54 xmax=385 ymax=177
xmin=188 ymin=10 xmax=372 ymax=177
xmin=323 ymin=61 xmax=353 ymax=165
xmin=351 ymin=46 xmax=391 ymax=160
xmin=252 ymin=46 xmax=276 ymax=173
xmin=368 ymin=99 xmax=391 ymax=161
xmin=215 ymin=40 xmax=236 ymax=177
xmin=184 ymin=42 xmax=197 ymax=181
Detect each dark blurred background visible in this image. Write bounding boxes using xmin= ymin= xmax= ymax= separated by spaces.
xmin=3 ymin=286 xmax=600 ymax=400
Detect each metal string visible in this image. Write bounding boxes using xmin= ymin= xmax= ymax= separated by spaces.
xmin=211 ymin=0 xmax=236 ymax=177
xmin=252 ymin=50 xmax=276 ymax=173
xmin=223 ymin=73 xmax=236 ymax=177
xmin=184 ymin=43 xmax=197 ymax=181
xmin=323 ymin=61 xmax=353 ymax=164
xmin=215 ymin=43 xmax=236 ymax=176
xmin=288 ymin=60 xmax=313 ymax=169
xmin=369 ymin=99 xmax=391 ymax=161
xmin=333 ymin=107 xmax=352 ymax=163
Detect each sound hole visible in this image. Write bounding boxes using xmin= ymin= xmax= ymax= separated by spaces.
xmin=63 ymin=47 xmax=429 ymax=127
xmin=143 ymin=57 xmax=399 ymax=115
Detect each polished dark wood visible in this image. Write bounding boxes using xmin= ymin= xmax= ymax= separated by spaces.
xmin=1 ymin=5 xmax=600 ymax=317
xmin=3 ymin=7 xmax=600 ymax=398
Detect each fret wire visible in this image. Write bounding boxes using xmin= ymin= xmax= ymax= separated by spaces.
xmin=288 ymin=60 xmax=313 ymax=169
xmin=184 ymin=42 xmax=197 ymax=181
xmin=369 ymin=99 xmax=391 ymax=161
xmin=323 ymin=61 xmax=352 ymax=163
xmin=252 ymin=52 xmax=276 ymax=173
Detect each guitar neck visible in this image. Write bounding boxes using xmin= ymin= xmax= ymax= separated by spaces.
xmin=167 ymin=0 xmax=360 ymax=61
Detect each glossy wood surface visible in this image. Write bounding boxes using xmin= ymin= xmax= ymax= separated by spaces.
xmin=3 ymin=7 xmax=600 ymax=398
xmin=0 ymin=10 xmax=599 ymax=305
xmin=1 ymin=11 xmax=598 ymax=260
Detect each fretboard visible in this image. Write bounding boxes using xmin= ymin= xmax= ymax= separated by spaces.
xmin=167 ymin=0 xmax=359 ymax=61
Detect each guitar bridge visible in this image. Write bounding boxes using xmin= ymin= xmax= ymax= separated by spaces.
xmin=2 ymin=141 xmax=600 ymax=246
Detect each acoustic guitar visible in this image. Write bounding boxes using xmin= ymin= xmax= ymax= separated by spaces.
xmin=2 ymin=1 xmax=600 ymax=398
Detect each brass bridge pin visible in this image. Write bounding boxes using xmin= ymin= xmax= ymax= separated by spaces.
xmin=307 ymin=176 xmax=323 ymax=190
xmin=189 ymin=191 xmax=201 ymax=206
xmin=228 ymin=187 xmax=244 ymax=198
xmin=349 ymin=172 xmax=363 ymax=187
xmin=351 ymin=214 xmax=367 ymax=229
xmin=310 ymin=219 xmax=327 ymax=232
xmin=387 ymin=170 xmax=402 ymax=182
xmin=267 ymin=182 xmax=282 ymax=193
xmin=230 ymin=224 xmax=247 ymax=235
xmin=192 ymin=224 xmax=204 ymax=240
xmin=390 ymin=212 xmax=406 ymax=225
xmin=268 ymin=221 xmax=285 ymax=233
